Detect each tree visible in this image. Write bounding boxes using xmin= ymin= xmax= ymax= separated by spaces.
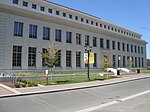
xmin=40 ymin=43 xmax=59 ymax=84
xmin=127 ymin=58 xmax=133 ymax=69
xmin=147 ymin=59 xmax=150 ymax=66
xmin=102 ymin=55 xmax=111 ymax=71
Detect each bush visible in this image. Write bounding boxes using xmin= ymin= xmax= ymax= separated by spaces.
xmin=15 ymin=83 xmax=20 ymax=88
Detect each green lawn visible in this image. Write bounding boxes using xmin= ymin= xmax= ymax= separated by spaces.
xmin=11 ymin=71 xmax=110 ymax=76
xmin=31 ymin=76 xmax=118 ymax=86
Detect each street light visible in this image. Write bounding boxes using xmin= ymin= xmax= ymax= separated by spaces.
xmin=84 ymin=45 xmax=92 ymax=80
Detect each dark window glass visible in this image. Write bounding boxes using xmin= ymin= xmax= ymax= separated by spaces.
xmin=96 ymin=22 xmax=98 ymax=26
xmin=127 ymin=44 xmax=129 ymax=52
xmin=142 ymin=58 xmax=144 ymax=67
xmin=118 ymin=42 xmax=120 ymax=50
xmin=135 ymin=57 xmax=137 ymax=67
xmin=76 ymin=51 xmax=81 ymax=67
xmin=23 ymin=1 xmax=28 ymax=7
xmin=135 ymin=46 xmax=137 ymax=53
xmin=93 ymin=53 xmax=97 ymax=67
xmin=123 ymin=56 xmax=126 ymax=67
xmin=75 ymin=16 xmax=78 ymax=20
xmin=48 ymin=9 xmax=52 ymax=13
xmin=32 ymin=4 xmax=37 ymax=9
xmin=141 ymin=47 xmax=143 ymax=54
xmin=76 ymin=33 xmax=81 ymax=45
xmin=66 ymin=51 xmax=71 ymax=67
xmin=104 ymin=25 xmax=106 ymax=29
xmin=86 ymin=19 xmax=89 ymax=23
xmin=40 ymin=6 xmax=45 ymax=11
xmin=42 ymin=48 xmax=47 ymax=67
xmin=66 ymin=31 xmax=72 ymax=43
xmin=14 ymin=21 xmax=23 ymax=37
xmin=55 ymin=50 xmax=61 ymax=67
xmin=63 ymin=12 xmax=66 ymax=17
xmin=91 ymin=21 xmax=93 ymax=25
xmin=43 ymin=27 xmax=50 ymax=40
xmin=55 ymin=29 xmax=61 ymax=42
xmin=28 ymin=47 xmax=36 ymax=67
xmin=100 ymin=24 xmax=102 ymax=27
xmin=122 ymin=43 xmax=125 ymax=51
xmin=12 ymin=46 xmax=22 ymax=67
xmin=112 ymin=55 xmax=116 ymax=67
xmin=13 ymin=0 xmax=18 ymax=4
xmin=138 ymin=57 xmax=141 ymax=67
xmin=131 ymin=45 xmax=133 ymax=52
xmin=69 ymin=14 xmax=72 ymax=19
xmin=100 ymin=38 xmax=104 ymax=48
xmin=56 ymin=11 xmax=59 ymax=15
xmin=106 ymin=40 xmax=110 ymax=49
xmin=81 ymin=18 xmax=84 ymax=22
xmin=85 ymin=35 xmax=89 ymax=46
xmin=93 ymin=37 xmax=97 ymax=47
xmin=112 ymin=41 xmax=115 ymax=50
xmin=138 ymin=46 xmax=140 ymax=53
xmin=111 ymin=27 xmax=114 ymax=31
xmin=29 ymin=24 xmax=37 ymax=38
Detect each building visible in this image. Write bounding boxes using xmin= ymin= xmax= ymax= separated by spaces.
xmin=0 ymin=0 xmax=147 ymax=72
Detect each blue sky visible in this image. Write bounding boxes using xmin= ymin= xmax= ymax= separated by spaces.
xmin=48 ymin=0 xmax=150 ymax=58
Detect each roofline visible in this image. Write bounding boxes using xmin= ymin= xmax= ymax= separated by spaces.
xmin=42 ymin=0 xmax=101 ymax=20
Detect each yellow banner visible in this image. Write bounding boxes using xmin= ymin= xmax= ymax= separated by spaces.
xmin=89 ymin=52 xmax=94 ymax=64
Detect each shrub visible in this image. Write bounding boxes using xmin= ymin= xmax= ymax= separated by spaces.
xmin=15 ymin=83 xmax=20 ymax=88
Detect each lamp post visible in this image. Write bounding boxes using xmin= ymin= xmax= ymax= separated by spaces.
xmin=84 ymin=46 xmax=92 ymax=80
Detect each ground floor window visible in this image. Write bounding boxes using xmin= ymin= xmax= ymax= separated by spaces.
xmin=12 ymin=45 xmax=22 ymax=67
xmin=76 ymin=51 xmax=81 ymax=67
xmin=93 ymin=53 xmax=97 ymax=67
xmin=112 ymin=55 xmax=116 ymax=67
xmin=55 ymin=50 xmax=61 ymax=67
xmin=28 ymin=47 xmax=36 ymax=67
xmin=66 ymin=51 xmax=71 ymax=67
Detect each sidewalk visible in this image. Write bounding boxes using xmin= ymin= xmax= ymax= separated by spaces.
xmin=0 ymin=74 xmax=150 ymax=98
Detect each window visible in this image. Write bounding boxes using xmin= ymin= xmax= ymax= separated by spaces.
xmin=112 ymin=41 xmax=115 ymax=50
xmin=76 ymin=33 xmax=81 ymax=45
xmin=123 ymin=56 xmax=126 ymax=67
xmin=48 ymin=8 xmax=52 ymax=13
xmin=96 ymin=22 xmax=98 ymax=26
xmin=28 ymin=47 xmax=36 ymax=67
xmin=100 ymin=24 xmax=102 ymax=27
xmin=138 ymin=46 xmax=140 ymax=53
xmin=91 ymin=21 xmax=93 ymax=25
xmin=29 ymin=24 xmax=37 ymax=38
xmin=56 ymin=11 xmax=59 ymax=15
xmin=75 ymin=16 xmax=78 ymax=20
xmin=141 ymin=47 xmax=143 ymax=54
xmin=40 ymin=6 xmax=45 ymax=11
xmin=14 ymin=22 xmax=23 ymax=37
xmin=86 ymin=19 xmax=89 ymax=23
xmin=63 ymin=12 xmax=66 ymax=17
xmin=55 ymin=29 xmax=61 ymax=42
xmin=135 ymin=57 xmax=137 ymax=67
xmin=135 ymin=46 xmax=137 ymax=53
xmin=117 ymin=42 xmax=120 ymax=50
xmin=42 ymin=48 xmax=46 ymax=67
xmin=111 ymin=27 xmax=114 ymax=31
xmin=66 ymin=31 xmax=72 ymax=43
xmin=32 ymin=4 xmax=37 ymax=9
xmin=55 ymin=50 xmax=61 ymax=67
xmin=81 ymin=18 xmax=84 ymax=22
xmin=12 ymin=46 xmax=22 ymax=67
xmin=93 ymin=37 xmax=97 ymax=47
xmin=93 ymin=53 xmax=97 ymax=67
xmin=106 ymin=40 xmax=110 ymax=49
xmin=131 ymin=45 xmax=133 ymax=52
xmin=108 ymin=26 xmax=110 ymax=30
xmin=104 ymin=25 xmax=106 ymax=29
xmin=142 ymin=58 xmax=144 ymax=67
xmin=138 ymin=57 xmax=141 ymax=67
xmin=85 ymin=35 xmax=89 ymax=46
xmin=43 ymin=27 xmax=50 ymax=40
xmin=76 ymin=51 xmax=81 ymax=67
xmin=13 ymin=0 xmax=18 ymax=4
xmin=100 ymin=38 xmax=104 ymax=48
xmin=122 ymin=43 xmax=125 ymax=51
xmin=66 ymin=51 xmax=71 ymax=67
xmin=69 ymin=14 xmax=72 ymax=19
xmin=127 ymin=44 xmax=129 ymax=52
xmin=23 ymin=1 xmax=28 ymax=7
xmin=112 ymin=55 xmax=116 ymax=67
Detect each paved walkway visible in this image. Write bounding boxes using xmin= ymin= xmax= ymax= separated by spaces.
xmin=0 ymin=74 xmax=150 ymax=98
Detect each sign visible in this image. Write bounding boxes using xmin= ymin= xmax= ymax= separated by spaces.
xmin=84 ymin=53 xmax=88 ymax=64
xmin=84 ymin=52 xmax=94 ymax=64
xmin=89 ymin=52 xmax=94 ymax=64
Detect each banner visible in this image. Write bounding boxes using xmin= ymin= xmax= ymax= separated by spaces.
xmin=89 ymin=52 xmax=94 ymax=64
xmin=84 ymin=53 xmax=88 ymax=64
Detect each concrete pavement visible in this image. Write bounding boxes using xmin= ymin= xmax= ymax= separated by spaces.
xmin=0 ymin=74 xmax=150 ymax=98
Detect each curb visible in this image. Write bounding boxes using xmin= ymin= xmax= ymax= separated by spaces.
xmin=0 ymin=76 xmax=150 ymax=98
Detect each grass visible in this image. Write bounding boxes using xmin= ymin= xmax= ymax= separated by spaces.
xmin=11 ymin=71 xmax=111 ymax=76
xmin=130 ymin=68 xmax=150 ymax=74
xmin=31 ymin=76 xmax=118 ymax=86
